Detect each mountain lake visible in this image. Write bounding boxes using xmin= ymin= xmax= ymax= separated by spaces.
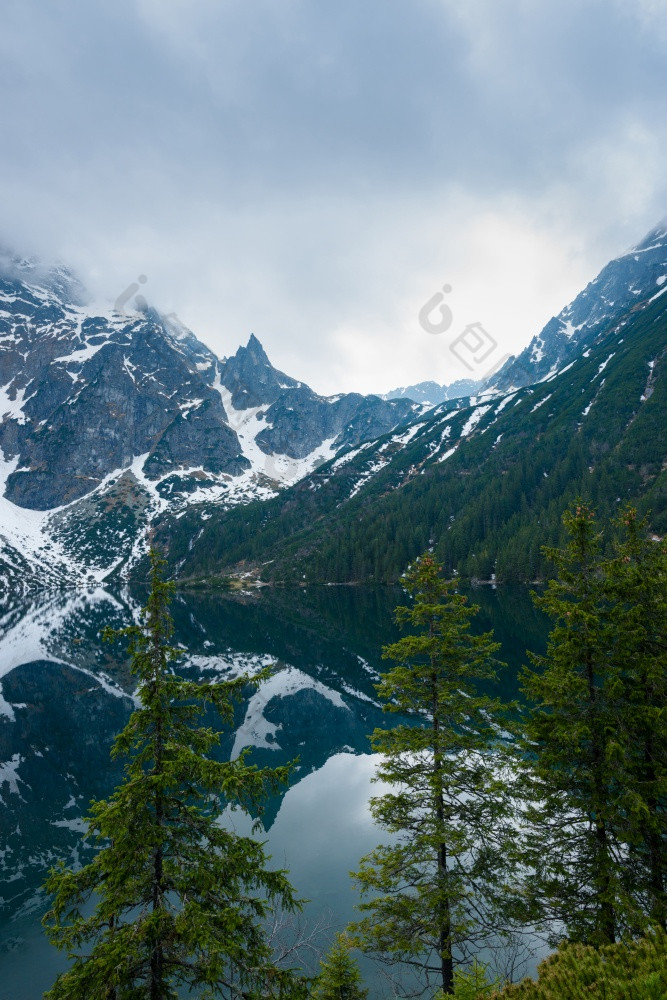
xmin=0 ymin=583 xmax=551 ymax=999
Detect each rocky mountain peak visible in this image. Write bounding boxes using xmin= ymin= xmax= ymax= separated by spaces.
xmin=245 ymin=332 xmax=269 ymax=361
xmin=220 ymin=333 xmax=299 ymax=409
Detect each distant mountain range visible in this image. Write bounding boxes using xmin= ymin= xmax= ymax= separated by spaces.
xmin=0 ymin=220 xmax=665 ymax=594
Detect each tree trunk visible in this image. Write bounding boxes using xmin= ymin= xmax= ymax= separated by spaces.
xmin=107 ymin=911 xmax=117 ymax=1000
xmin=432 ymin=662 xmax=454 ymax=994
xmin=150 ymin=659 xmax=165 ymax=1000
xmin=150 ymin=838 xmax=164 ymax=999
xmin=438 ymin=838 xmax=453 ymax=994
xmin=642 ymin=730 xmax=665 ymax=930
xmin=586 ymin=647 xmax=615 ymax=944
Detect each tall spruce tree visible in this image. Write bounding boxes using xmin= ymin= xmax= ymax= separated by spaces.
xmin=349 ymin=553 xmax=516 ymax=996
xmin=520 ymin=503 xmax=651 ymax=945
xmin=42 ymin=550 xmax=304 ymax=1000
xmin=604 ymin=506 xmax=666 ymax=931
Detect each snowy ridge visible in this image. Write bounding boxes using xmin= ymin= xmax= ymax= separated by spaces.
xmin=483 ymin=221 xmax=667 ymax=394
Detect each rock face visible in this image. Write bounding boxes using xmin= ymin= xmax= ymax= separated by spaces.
xmin=0 ymin=296 xmax=246 ymax=508
xmin=0 ymin=259 xmax=416 ymax=511
xmin=484 ymin=222 xmax=667 ymax=393
xmin=221 ymin=333 xmax=301 ymax=409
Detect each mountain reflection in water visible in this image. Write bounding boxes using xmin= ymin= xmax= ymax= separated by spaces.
xmin=0 ymin=583 xmax=548 ymax=999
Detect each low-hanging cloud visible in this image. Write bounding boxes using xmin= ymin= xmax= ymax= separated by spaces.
xmin=1 ymin=0 xmax=666 ymax=394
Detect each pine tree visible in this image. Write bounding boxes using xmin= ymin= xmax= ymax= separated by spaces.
xmin=604 ymin=506 xmax=667 ymax=931
xmin=448 ymin=958 xmax=498 ymax=999
xmin=42 ymin=550 xmax=305 ymax=1000
xmin=489 ymin=929 xmax=667 ymax=1000
xmin=311 ymin=933 xmax=367 ymax=1000
xmin=520 ymin=503 xmax=644 ymax=945
xmin=349 ymin=553 xmax=516 ymax=995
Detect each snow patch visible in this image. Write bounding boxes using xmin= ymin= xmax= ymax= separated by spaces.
xmin=0 ymin=383 xmax=29 ymax=424
xmin=649 ymin=284 xmax=667 ymax=304
xmin=560 ymin=319 xmax=581 ymax=339
xmin=592 ymin=353 xmax=615 ymax=380
xmin=0 ymin=451 xmax=81 ymax=589
xmin=348 ymin=457 xmax=390 ymax=499
xmin=494 ymin=393 xmax=517 ymax=415
xmin=51 ymin=817 xmax=87 ymax=833
xmin=460 ymin=405 xmax=491 ymax=437
xmin=0 ymin=754 xmax=25 ymax=803
xmin=531 ymin=393 xmax=552 ymax=413
xmin=437 ymin=446 xmax=457 ymax=463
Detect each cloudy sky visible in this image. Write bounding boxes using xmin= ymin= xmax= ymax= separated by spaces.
xmin=2 ymin=0 xmax=666 ymax=395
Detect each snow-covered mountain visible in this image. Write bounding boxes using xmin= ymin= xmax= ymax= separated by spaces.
xmin=2 ymin=219 xmax=666 ymax=595
xmin=381 ymin=377 xmax=480 ymax=406
xmin=0 ymin=255 xmax=417 ymax=596
xmin=483 ymin=221 xmax=667 ymax=392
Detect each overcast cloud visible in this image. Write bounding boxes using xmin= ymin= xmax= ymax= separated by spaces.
xmin=1 ymin=0 xmax=666 ymax=393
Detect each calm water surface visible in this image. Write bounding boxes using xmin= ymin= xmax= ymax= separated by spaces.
xmin=0 ymin=584 xmax=549 ymax=999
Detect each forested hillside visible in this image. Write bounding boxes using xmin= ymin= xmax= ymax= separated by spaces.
xmin=153 ymin=289 xmax=667 ymax=584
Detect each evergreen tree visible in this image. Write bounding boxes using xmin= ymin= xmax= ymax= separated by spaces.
xmin=349 ymin=554 xmax=516 ymax=995
xmin=43 ymin=550 xmax=304 ymax=1000
xmin=520 ymin=503 xmax=646 ymax=945
xmin=490 ymin=929 xmax=667 ymax=1000
xmin=604 ymin=507 xmax=667 ymax=930
xmin=448 ymin=958 xmax=498 ymax=999
xmin=311 ymin=933 xmax=367 ymax=1000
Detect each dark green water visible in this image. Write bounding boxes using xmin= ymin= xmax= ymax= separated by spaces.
xmin=0 ymin=584 xmax=549 ymax=999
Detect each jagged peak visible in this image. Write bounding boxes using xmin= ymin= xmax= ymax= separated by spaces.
xmin=245 ymin=332 xmax=270 ymax=362
xmin=225 ymin=332 xmax=273 ymax=369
